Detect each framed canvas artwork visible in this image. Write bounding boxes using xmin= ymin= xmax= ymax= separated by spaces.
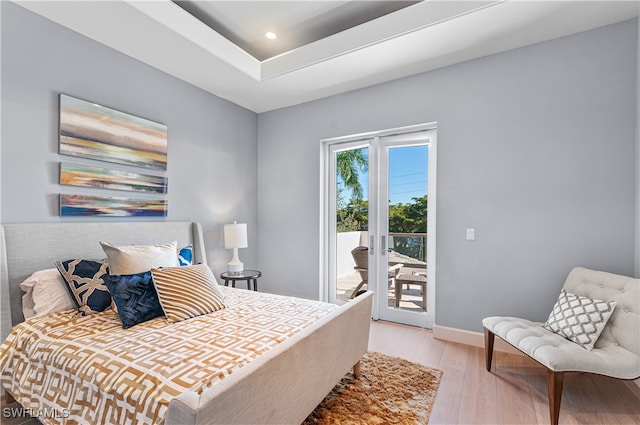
xmin=60 ymin=194 xmax=168 ymax=217
xmin=59 ymin=94 xmax=168 ymax=170
xmin=60 ymin=162 xmax=168 ymax=194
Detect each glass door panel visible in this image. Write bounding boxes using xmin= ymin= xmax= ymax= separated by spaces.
xmin=387 ymin=145 xmax=427 ymax=310
xmin=376 ymin=136 xmax=431 ymax=327
xmin=330 ymin=143 xmax=370 ymax=304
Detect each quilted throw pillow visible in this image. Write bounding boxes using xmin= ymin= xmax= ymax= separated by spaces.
xmin=103 ymin=271 xmax=164 ymax=328
xmin=542 ymin=290 xmax=616 ymax=350
xmin=55 ymin=259 xmax=111 ymax=315
xmin=151 ymin=263 xmax=225 ymax=322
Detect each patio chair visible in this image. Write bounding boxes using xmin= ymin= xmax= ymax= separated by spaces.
xmin=350 ymin=246 xmax=403 ymax=299
xmin=483 ymin=267 xmax=639 ymax=425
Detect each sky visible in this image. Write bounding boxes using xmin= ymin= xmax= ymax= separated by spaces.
xmin=387 ymin=145 xmax=428 ymax=204
xmin=341 ymin=145 xmax=428 ymax=205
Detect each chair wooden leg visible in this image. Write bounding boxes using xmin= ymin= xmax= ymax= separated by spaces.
xmin=547 ymin=370 xmax=564 ymax=425
xmin=484 ymin=327 xmax=495 ymax=371
xmin=353 ymin=361 xmax=361 ymax=378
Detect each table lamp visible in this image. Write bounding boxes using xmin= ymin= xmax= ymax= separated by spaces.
xmin=224 ymin=221 xmax=247 ymax=275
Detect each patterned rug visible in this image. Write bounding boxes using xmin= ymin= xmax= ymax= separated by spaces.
xmin=303 ymin=351 xmax=443 ymax=425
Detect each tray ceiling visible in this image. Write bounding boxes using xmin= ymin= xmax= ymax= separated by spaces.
xmin=14 ymin=1 xmax=640 ymax=113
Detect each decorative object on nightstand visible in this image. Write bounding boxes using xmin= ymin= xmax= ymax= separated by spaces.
xmin=224 ymin=221 xmax=247 ymax=275
xmin=220 ymin=270 xmax=261 ymax=291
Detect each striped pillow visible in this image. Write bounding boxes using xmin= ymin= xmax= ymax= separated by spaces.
xmin=151 ymin=264 xmax=225 ymax=322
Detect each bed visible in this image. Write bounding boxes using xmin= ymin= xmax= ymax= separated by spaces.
xmin=0 ymin=221 xmax=373 ymax=425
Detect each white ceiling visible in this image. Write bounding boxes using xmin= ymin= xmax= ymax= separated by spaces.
xmin=14 ymin=1 xmax=640 ymax=113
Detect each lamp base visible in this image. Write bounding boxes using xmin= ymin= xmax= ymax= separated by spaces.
xmin=227 ymin=248 xmax=244 ymax=275
xmin=227 ymin=264 xmax=244 ymax=276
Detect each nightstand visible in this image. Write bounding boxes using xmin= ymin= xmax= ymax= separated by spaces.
xmin=220 ymin=270 xmax=261 ymax=291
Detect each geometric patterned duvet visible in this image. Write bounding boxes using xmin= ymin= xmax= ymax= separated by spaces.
xmin=0 ymin=287 xmax=338 ymax=424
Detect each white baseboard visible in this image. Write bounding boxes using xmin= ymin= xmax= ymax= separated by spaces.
xmin=432 ymin=324 xmax=523 ymax=356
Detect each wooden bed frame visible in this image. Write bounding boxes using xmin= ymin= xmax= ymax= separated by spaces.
xmin=0 ymin=221 xmax=373 ymax=424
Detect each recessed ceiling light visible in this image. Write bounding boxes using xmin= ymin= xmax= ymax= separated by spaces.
xmin=265 ymin=32 xmax=277 ymax=40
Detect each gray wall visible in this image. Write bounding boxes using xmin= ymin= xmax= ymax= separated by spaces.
xmin=0 ymin=2 xmax=258 ymax=277
xmin=0 ymin=0 xmax=2 ymax=225
xmin=637 ymin=18 xmax=640 ymax=278
xmin=257 ymin=19 xmax=638 ymax=331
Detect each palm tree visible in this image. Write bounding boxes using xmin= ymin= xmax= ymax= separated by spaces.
xmin=336 ymin=149 xmax=368 ymax=201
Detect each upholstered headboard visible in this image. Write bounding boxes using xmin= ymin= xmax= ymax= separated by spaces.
xmin=0 ymin=221 xmax=206 ymax=342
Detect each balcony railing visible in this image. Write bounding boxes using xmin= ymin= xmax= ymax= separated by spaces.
xmin=335 ymin=231 xmax=427 ymax=277
xmin=336 ymin=231 xmax=427 ymax=309
xmin=388 ymin=232 xmax=427 ymax=268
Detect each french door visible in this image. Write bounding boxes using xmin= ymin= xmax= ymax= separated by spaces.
xmin=321 ymin=124 xmax=436 ymax=328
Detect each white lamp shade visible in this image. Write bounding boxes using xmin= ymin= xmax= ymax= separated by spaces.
xmin=224 ymin=222 xmax=248 ymax=249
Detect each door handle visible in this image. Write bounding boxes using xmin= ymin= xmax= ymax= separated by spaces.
xmin=369 ymin=235 xmax=374 ymax=256
xmin=381 ymin=235 xmax=393 ymax=254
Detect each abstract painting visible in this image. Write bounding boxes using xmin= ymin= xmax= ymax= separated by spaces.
xmin=60 ymin=194 xmax=168 ymax=217
xmin=60 ymin=162 xmax=168 ymax=194
xmin=59 ymin=94 xmax=167 ymax=170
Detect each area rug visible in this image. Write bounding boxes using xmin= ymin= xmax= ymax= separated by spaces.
xmin=303 ymin=351 xmax=443 ymax=425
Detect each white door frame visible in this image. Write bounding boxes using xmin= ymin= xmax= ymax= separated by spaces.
xmin=320 ymin=122 xmax=437 ymax=328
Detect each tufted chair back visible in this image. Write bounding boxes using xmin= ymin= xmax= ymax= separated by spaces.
xmin=562 ymin=267 xmax=640 ymax=357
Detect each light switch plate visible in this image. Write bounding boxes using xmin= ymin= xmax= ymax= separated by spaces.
xmin=466 ymin=228 xmax=475 ymax=240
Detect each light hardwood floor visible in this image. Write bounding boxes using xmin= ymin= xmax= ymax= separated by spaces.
xmin=369 ymin=320 xmax=640 ymax=425
xmin=3 ymin=320 xmax=639 ymax=424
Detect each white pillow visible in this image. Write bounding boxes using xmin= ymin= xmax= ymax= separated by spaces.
xmin=19 ymin=268 xmax=76 ymax=319
xmin=100 ymin=241 xmax=179 ymax=275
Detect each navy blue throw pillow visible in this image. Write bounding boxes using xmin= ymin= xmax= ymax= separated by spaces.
xmin=55 ymin=259 xmax=111 ymax=315
xmin=103 ymin=271 xmax=164 ymax=328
